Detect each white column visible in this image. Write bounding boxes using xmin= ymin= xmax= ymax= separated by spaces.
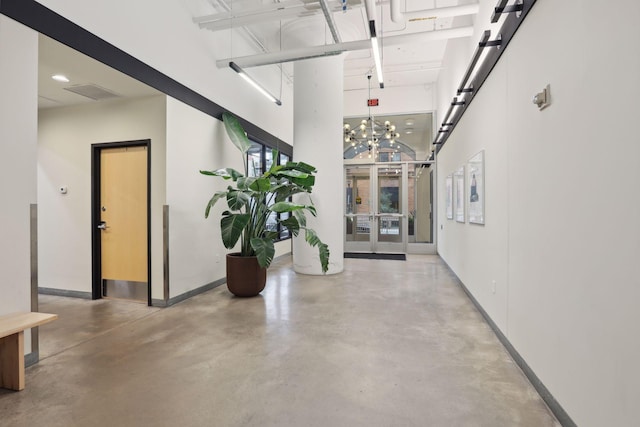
xmin=292 ymin=55 xmax=344 ymax=275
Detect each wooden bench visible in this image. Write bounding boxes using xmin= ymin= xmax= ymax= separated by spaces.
xmin=0 ymin=312 xmax=58 ymax=391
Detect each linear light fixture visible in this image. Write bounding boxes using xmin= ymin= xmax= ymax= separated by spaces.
xmin=229 ymin=61 xmax=282 ymax=106
xmin=369 ymin=21 xmax=384 ymax=89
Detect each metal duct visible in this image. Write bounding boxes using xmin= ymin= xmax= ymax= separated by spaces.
xmin=390 ymin=0 xmax=403 ymax=23
xmin=364 ymin=0 xmax=376 ymax=22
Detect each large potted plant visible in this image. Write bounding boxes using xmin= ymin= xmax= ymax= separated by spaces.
xmin=200 ymin=113 xmax=329 ymax=297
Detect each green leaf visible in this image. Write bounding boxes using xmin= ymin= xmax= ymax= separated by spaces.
xmin=268 ymin=149 xmax=281 ymax=173
xmin=222 ymin=112 xmax=252 ymax=154
xmin=280 ymin=216 xmax=300 ymax=236
xmin=204 ymin=191 xmax=227 ymax=218
xmin=283 ymin=161 xmax=316 ymax=174
xmin=220 ymin=213 xmax=250 ymax=249
xmin=318 ymin=242 xmax=330 ymax=274
xmin=304 ymin=229 xmax=330 ymax=273
xmin=237 ymin=176 xmax=253 ymax=190
xmin=305 ymin=205 xmax=317 ymax=217
xmin=227 ymin=190 xmax=250 ymax=211
xmin=271 ymin=201 xmax=307 ymax=213
xmin=200 ymin=168 xmax=244 ymax=181
xmin=250 ymin=237 xmax=275 ymax=268
xmin=289 ymin=174 xmax=315 ymax=189
xmin=249 ymin=177 xmax=271 ymax=192
xmin=263 ymin=231 xmax=279 ymax=241
xmin=294 ymin=210 xmax=307 ymax=228
xmin=274 ymin=170 xmax=309 ymax=179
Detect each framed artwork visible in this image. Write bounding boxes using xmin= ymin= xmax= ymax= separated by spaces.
xmin=454 ymin=166 xmax=465 ymax=223
xmin=467 ymin=150 xmax=485 ymax=225
xmin=445 ymin=174 xmax=453 ymax=220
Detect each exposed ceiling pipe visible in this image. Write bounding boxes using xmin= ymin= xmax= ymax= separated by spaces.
xmin=212 ymin=0 xmax=293 ymax=84
xmin=363 ymin=0 xmax=376 ymax=23
xmin=195 ymin=0 xmax=304 ymax=25
xmin=318 ymin=0 xmax=342 ymax=43
xmin=390 ymin=0 xmax=403 ymax=23
xmin=218 ymin=26 xmax=474 ymax=68
xmin=404 ymin=4 xmax=480 ymax=22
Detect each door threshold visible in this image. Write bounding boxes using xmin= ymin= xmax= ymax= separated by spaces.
xmin=344 ymin=252 xmax=406 ymax=261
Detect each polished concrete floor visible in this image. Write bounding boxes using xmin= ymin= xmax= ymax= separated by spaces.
xmin=1 ymin=255 xmax=560 ymax=426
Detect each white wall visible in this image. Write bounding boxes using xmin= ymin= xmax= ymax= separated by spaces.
xmin=36 ymin=0 xmax=293 ymax=144
xmin=38 ymin=96 xmax=167 ymax=299
xmin=435 ymin=1 xmax=640 ymax=425
xmin=0 ymin=17 xmax=38 ymax=352
xmin=344 ymin=83 xmax=435 ymax=119
xmin=166 ymin=97 xmax=291 ymax=298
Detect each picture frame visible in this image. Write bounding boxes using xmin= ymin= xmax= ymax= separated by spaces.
xmin=445 ymin=174 xmax=453 ymax=220
xmin=454 ymin=166 xmax=465 ymax=223
xmin=467 ymin=150 xmax=485 ymax=225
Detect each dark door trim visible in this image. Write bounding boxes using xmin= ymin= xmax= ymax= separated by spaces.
xmin=91 ymin=140 xmax=152 ymax=306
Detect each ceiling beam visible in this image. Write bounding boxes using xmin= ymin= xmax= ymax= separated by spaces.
xmin=194 ymin=0 xmax=305 ymax=24
xmin=196 ymin=3 xmax=480 ymax=32
xmin=318 ymin=0 xmax=341 ymax=43
xmin=195 ymin=1 xmax=321 ymax=31
xmin=217 ymin=26 xmax=474 ymax=68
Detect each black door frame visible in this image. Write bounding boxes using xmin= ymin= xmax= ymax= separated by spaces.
xmin=91 ymin=140 xmax=152 ymax=306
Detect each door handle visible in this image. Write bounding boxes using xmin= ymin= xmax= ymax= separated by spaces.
xmin=97 ymin=221 xmax=109 ymax=230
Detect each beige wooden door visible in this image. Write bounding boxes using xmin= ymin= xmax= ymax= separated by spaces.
xmin=99 ymin=146 xmax=148 ymax=299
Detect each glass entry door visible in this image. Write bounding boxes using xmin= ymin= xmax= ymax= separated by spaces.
xmin=345 ymin=164 xmax=407 ymax=253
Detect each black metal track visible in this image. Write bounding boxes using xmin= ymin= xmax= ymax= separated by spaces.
xmin=432 ymin=0 xmax=538 ymax=157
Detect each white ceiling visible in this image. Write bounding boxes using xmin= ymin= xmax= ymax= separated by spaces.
xmin=37 ymin=0 xmax=477 ymax=159
xmin=185 ymin=0 xmax=477 ymax=91
xmin=38 ymin=35 xmax=160 ymax=110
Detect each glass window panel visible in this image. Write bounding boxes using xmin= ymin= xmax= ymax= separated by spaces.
xmin=265 ymin=149 xmax=274 ymax=171
xmin=247 ymin=142 xmax=262 ymax=177
xmin=246 ymin=140 xmax=292 ymax=241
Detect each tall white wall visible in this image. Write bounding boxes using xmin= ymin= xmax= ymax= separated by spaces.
xmin=165 ymin=97 xmax=291 ymax=298
xmin=0 ymin=17 xmax=38 ymax=352
xmin=435 ymin=1 xmax=640 ymax=425
xmin=36 ymin=0 xmax=292 ymax=144
xmin=38 ymin=96 xmax=167 ymax=299
xmin=344 ymin=83 xmax=435 ymax=119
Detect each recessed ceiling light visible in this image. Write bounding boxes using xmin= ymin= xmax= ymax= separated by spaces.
xmin=404 ymin=118 xmax=415 ymax=126
xmin=405 ymin=128 xmax=414 ymax=135
xmin=51 ymin=74 xmax=69 ymax=83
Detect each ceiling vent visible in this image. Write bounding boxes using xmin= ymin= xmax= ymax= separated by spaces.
xmin=63 ymin=84 xmax=121 ymax=101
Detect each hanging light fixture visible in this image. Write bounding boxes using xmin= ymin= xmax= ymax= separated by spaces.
xmin=229 ymin=62 xmax=282 ymax=106
xmin=369 ymin=22 xmax=384 ymax=89
xmin=343 ymin=77 xmax=401 ymax=161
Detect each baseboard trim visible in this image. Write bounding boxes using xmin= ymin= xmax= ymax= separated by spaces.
xmin=440 ymin=258 xmax=577 ymax=427
xmin=152 ymin=277 xmax=226 ymax=307
xmin=25 ymin=351 xmax=39 ymax=368
xmin=38 ymin=287 xmax=92 ymax=299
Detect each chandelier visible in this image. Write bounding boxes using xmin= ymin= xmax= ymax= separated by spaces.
xmin=343 ymin=75 xmax=401 ymax=159
xmin=343 ymin=119 xmax=401 ymax=153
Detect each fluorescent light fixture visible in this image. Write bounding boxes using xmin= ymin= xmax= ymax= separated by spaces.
xmin=368 ymin=20 xmax=384 ymax=89
xmin=371 ymin=37 xmax=384 ymax=89
xmin=229 ymin=62 xmax=282 ymax=106
xmin=51 ymin=74 xmax=69 ymax=83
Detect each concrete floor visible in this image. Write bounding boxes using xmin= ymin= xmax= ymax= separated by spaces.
xmin=1 ymin=255 xmax=560 ymax=426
